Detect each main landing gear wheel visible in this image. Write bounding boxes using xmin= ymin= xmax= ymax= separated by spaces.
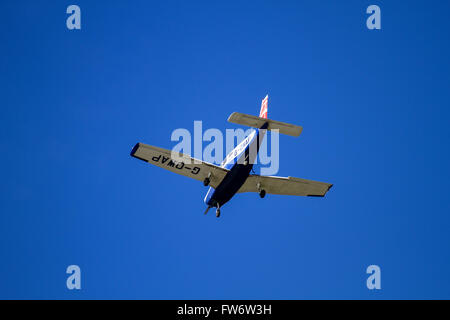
xmin=203 ymin=177 xmax=210 ymax=186
xmin=259 ymin=190 xmax=266 ymax=198
xmin=216 ymin=208 xmax=221 ymax=218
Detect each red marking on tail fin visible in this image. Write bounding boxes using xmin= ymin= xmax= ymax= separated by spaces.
xmin=259 ymin=95 xmax=268 ymax=119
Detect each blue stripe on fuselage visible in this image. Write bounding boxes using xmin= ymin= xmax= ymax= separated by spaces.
xmin=204 ymin=123 xmax=268 ymax=207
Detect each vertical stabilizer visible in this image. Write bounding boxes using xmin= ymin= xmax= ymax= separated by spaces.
xmin=259 ymin=95 xmax=268 ymax=119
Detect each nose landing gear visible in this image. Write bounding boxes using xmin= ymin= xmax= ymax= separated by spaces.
xmin=204 ymin=204 xmax=221 ymax=218
xmin=215 ymin=204 xmax=221 ymax=218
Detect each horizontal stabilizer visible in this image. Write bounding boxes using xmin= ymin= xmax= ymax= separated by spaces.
xmin=228 ymin=112 xmax=302 ymax=137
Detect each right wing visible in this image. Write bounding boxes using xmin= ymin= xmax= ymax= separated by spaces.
xmin=238 ymin=174 xmax=333 ymax=197
xmin=130 ymin=143 xmax=228 ymax=188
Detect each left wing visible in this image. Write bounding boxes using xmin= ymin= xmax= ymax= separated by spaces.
xmin=238 ymin=174 xmax=333 ymax=197
xmin=130 ymin=143 xmax=228 ymax=188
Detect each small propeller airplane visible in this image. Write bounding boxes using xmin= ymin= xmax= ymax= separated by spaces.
xmin=130 ymin=95 xmax=332 ymax=218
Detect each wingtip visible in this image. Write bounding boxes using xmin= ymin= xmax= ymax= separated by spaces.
xmin=227 ymin=112 xmax=238 ymax=123
xmin=294 ymin=126 xmax=303 ymax=137
xmin=323 ymin=183 xmax=334 ymax=196
xmin=307 ymin=183 xmax=333 ymax=197
xmin=130 ymin=143 xmax=140 ymax=157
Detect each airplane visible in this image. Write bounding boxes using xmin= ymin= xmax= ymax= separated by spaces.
xmin=130 ymin=95 xmax=333 ymax=218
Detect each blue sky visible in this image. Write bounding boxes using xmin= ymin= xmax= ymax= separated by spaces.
xmin=1 ymin=0 xmax=449 ymax=299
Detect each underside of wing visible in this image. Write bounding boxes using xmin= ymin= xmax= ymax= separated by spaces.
xmin=130 ymin=143 xmax=228 ymax=188
xmin=238 ymin=174 xmax=333 ymax=197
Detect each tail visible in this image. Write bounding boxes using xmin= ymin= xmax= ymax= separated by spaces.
xmin=259 ymin=95 xmax=268 ymax=119
xmin=227 ymin=94 xmax=303 ymax=137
